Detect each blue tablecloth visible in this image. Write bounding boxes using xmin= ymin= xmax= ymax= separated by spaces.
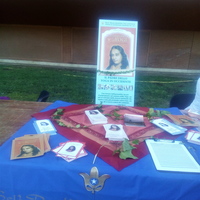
xmin=0 ymin=101 xmax=200 ymax=200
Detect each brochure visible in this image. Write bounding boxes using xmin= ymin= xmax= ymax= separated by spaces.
xmin=151 ymin=118 xmax=187 ymax=135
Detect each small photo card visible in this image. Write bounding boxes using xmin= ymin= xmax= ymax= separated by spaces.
xmin=103 ymin=124 xmax=129 ymax=141
xmin=185 ymin=130 xmax=200 ymax=145
xmin=55 ymin=149 xmax=88 ymax=162
xmin=85 ymin=110 xmax=107 ymax=124
xmin=52 ymin=141 xmax=87 ymax=162
xmin=34 ymin=119 xmax=57 ymax=135
xmin=124 ymin=114 xmax=145 ymax=127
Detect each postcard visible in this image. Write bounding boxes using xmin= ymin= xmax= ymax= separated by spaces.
xmin=52 ymin=141 xmax=87 ymax=162
xmin=55 ymin=141 xmax=85 ymax=158
xmin=103 ymin=124 xmax=129 ymax=141
xmin=55 ymin=149 xmax=88 ymax=162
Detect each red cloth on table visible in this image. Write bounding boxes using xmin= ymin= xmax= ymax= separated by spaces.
xmin=32 ymin=104 xmax=178 ymax=171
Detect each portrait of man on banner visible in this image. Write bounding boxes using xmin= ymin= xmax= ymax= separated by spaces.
xmin=98 ymin=27 xmax=136 ymax=76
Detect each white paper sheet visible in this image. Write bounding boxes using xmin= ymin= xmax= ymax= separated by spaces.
xmin=145 ymin=139 xmax=200 ymax=173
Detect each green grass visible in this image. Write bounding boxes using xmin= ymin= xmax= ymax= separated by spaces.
xmin=0 ymin=65 xmax=198 ymax=108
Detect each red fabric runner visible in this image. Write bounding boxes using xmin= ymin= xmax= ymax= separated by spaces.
xmin=32 ymin=104 xmax=178 ymax=171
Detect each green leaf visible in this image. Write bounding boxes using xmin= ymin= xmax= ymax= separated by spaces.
xmin=132 ymin=139 xmax=139 ymax=145
xmin=155 ymin=110 xmax=161 ymax=117
xmin=58 ymin=122 xmax=66 ymax=127
xmin=160 ymin=110 xmax=170 ymax=115
xmin=76 ymin=124 xmax=81 ymax=128
xmin=113 ymin=149 xmax=121 ymax=155
xmin=119 ymin=150 xmax=138 ymax=159
xmin=146 ymin=108 xmax=170 ymax=119
xmin=122 ymin=139 xmax=133 ymax=151
xmin=113 ymin=111 xmax=121 ymax=117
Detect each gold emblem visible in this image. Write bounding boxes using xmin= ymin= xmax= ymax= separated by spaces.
xmin=79 ymin=167 xmax=110 ymax=193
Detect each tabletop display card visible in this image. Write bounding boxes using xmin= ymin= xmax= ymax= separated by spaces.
xmin=11 ymin=134 xmax=51 ymax=160
xmin=151 ymin=118 xmax=187 ymax=135
xmin=103 ymin=124 xmax=129 ymax=141
xmin=33 ymin=119 xmax=57 ymax=135
xmin=85 ymin=110 xmax=108 ymax=124
xmin=145 ymin=139 xmax=200 ymax=173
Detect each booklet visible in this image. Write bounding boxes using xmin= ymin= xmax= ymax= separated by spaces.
xmin=145 ymin=139 xmax=200 ymax=173
xmin=124 ymin=114 xmax=145 ymax=127
xmin=33 ymin=119 xmax=57 ymax=135
xmin=151 ymin=118 xmax=187 ymax=135
xmin=11 ymin=134 xmax=51 ymax=160
xmin=85 ymin=110 xmax=108 ymax=124
xmin=166 ymin=114 xmax=200 ymax=127
xmin=103 ymin=124 xmax=129 ymax=141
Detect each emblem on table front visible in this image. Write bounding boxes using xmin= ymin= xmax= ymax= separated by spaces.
xmin=79 ymin=167 xmax=110 ymax=193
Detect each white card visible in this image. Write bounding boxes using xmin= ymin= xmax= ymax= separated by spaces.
xmin=85 ymin=110 xmax=107 ymax=124
xmin=34 ymin=119 xmax=57 ymax=135
xmin=103 ymin=124 xmax=129 ymax=141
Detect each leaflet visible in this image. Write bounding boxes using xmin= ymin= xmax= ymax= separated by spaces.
xmin=151 ymin=118 xmax=187 ymax=135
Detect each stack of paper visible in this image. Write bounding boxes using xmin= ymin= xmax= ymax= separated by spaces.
xmin=85 ymin=110 xmax=107 ymax=124
xmin=11 ymin=134 xmax=51 ymax=160
xmin=52 ymin=141 xmax=87 ymax=162
xmin=103 ymin=124 xmax=129 ymax=141
xmin=145 ymin=139 xmax=200 ymax=173
xmin=33 ymin=119 xmax=57 ymax=135
xmin=185 ymin=130 xmax=200 ymax=145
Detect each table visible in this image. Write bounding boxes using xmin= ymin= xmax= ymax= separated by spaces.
xmin=0 ymin=100 xmax=200 ymax=200
xmin=0 ymin=100 xmax=52 ymax=145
